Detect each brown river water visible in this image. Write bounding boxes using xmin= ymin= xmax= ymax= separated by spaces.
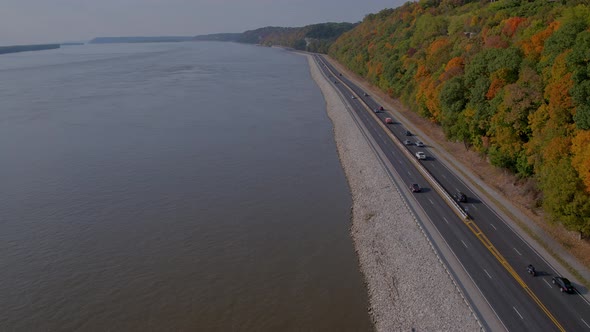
xmin=0 ymin=42 xmax=372 ymax=331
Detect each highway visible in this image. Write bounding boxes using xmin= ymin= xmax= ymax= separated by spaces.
xmin=313 ymin=54 xmax=590 ymax=331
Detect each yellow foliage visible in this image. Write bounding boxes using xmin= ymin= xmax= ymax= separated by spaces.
xmin=572 ymin=130 xmax=590 ymax=192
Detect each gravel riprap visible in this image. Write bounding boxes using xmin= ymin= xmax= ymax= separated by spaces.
xmin=305 ymin=55 xmax=482 ymax=331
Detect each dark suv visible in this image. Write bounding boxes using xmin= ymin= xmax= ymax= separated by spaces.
xmin=453 ymin=191 xmax=467 ymax=203
xmin=552 ymin=276 xmax=575 ymax=293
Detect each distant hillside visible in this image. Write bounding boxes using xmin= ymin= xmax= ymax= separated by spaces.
xmin=0 ymin=44 xmax=60 ymax=55
xmin=192 ymin=22 xmax=356 ymax=53
xmin=330 ymin=0 xmax=590 ymax=236
xmin=89 ymin=36 xmax=193 ymax=44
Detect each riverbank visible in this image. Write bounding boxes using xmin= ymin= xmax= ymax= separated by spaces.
xmin=304 ymin=55 xmax=481 ymax=330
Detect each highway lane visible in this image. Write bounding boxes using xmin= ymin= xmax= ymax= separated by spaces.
xmin=314 ymin=55 xmax=590 ymax=330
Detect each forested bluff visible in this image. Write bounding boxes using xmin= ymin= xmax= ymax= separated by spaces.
xmin=193 ymin=22 xmax=357 ymax=53
xmin=329 ymin=0 xmax=590 ymax=237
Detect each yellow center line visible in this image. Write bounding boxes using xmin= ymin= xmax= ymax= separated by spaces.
xmin=317 ymin=55 xmax=565 ymax=331
xmin=463 ymin=218 xmax=565 ymax=332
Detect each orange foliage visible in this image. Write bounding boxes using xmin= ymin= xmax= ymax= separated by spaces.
xmin=441 ymin=57 xmax=464 ymax=80
xmin=571 ymin=130 xmax=590 ymax=192
xmin=368 ymin=60 xmax=384 ymax=77
xmin=484 ymin=35 xmax=509 ymax=49
xmin=545 ymin=53 xmax=575 ymax=126
xmin=502 ymin=17 xmax=527 ymax=38
xmin=416 ymin=77 xmax=442 ymax=122
xmin=428 ymin=38 xmax=449 ymax=56
xmin=415 ymin=64 xmax=430 ymax=80
xmin=543 ymin=137 xmax=571 ymax=164
xmin=486 ymin=77 xmax=506 ymax=99
xmin=520 ymin=21 xmax=559 ymax=59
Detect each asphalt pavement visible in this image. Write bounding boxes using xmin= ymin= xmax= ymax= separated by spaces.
xmin=314 ymin=54 xmax=590 ymax=331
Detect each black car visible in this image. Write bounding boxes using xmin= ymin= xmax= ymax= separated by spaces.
xmin=410 ymin=183 xmax=421 ymax=192
xmin=405 ymin=130 xmax=412 ymax=136
xmin=453 ymin=191 xmax=467 ymax=203
xmin=552 ymin=276 xmax=575 ymax=293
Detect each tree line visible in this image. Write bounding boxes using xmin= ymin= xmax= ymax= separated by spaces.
xmin=329 ymin=0 xmax=590 ymax=236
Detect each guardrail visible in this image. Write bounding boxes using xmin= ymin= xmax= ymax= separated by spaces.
xmin=316 ymin=55 xmax=469 ymax=221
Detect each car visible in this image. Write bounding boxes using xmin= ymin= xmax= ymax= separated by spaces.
xmin=334 ymin=80 xmax=338 ymax=83
xmin=415 ymin=152 xmax=426 ymax=160
xmin=404 ymin=139 xmax=412 ymax=145
xmin=339 ymin=73 xmax=342 ymax=76
xmin=453 ymin=191 xmax=467 ymax=203
xmin=552 ymin=276 xmax=575 ymax=293
xmin=410 ymin=183 xmax=421 ymax=192
xmin=415 ymin=141 xmax=424 ymax=147
xmin=373 ymin=108 xmax=380 ymax=113
xmin=405 ymin=130 xmax=412 ymax=136
xmin=363 ymin=92 xmax=369 ymax=97
xmin=351 ymin=95 xmax=356 ymax=99
xmin=379 ymin=106 xmax=384 ymax=111
xmin=385 ymin=118 xmax=393 ymax=124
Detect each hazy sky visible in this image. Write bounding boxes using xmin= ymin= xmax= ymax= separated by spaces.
xmin=0 ymin=0 xmax=406 ymax=45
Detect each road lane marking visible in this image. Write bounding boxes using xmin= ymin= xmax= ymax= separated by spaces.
xmin=461 ymin=218 xmax=565 ymax=331
xmin=443 ymin=217 xmax=449 ymax=224
xmin=398 ymin=160 xmax=402 ymax=165
xmin=582 ymin=318 xmax=590 ymax=328
xmin=319 ymin=58 xmax=571 ymax=330
xmin=544 ymin=279 xmax=553 ymax=288
xmin=513 ymin=307 xmax=524 ymax=320
xmin=442 ymin=174 xmax=447 ymax=179
xmin=513 ymin=248 xmax=522 ymax=256
xmin=461 ymin=240 xmax=468 ymax=248
xmin=483 ymin=269 xmax=492 ymax=279
xmin=490 ymin=224 xmax=497 ymax=231
xmin=470 ymin=204 xmax=478 ymax=210
xmin=428 ymin=199 xmax=434 ymax=205
xmin=407 ymin=171 xmax=412 ymax=176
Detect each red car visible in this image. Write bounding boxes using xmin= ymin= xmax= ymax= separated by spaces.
xmin=379 ymin=106 xmax=384 ymax=111
xmin=385 ymin=118 xmax=393 ymax=124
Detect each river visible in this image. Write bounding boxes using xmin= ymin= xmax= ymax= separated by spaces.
xmin=0 ymin=42 xmax=372 ymax=331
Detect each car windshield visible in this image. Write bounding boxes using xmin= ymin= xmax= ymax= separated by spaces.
xmin=562 ymin=278 xmax=571 ymax=286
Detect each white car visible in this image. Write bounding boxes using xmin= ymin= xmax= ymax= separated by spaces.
xmin=351 ymin=95 xmax=356 ymax=99
xmin=415 ymin=141 xmax=424 ymax=147
xmin=415 ymin=152 xmax=426 ymax=160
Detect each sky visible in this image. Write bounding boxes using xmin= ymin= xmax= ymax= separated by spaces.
xmin=0 ymin=0 xmax=407 ymax=45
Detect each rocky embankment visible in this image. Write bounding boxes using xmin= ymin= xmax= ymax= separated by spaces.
xmin=305 ymin=55 xmax=482 ymax=331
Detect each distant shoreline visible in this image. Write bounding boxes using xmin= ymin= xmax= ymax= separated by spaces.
xmin=0 ymin=44 xmax=60 ymax=55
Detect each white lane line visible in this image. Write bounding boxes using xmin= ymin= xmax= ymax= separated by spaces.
xmin=490 ymin=224 xmax=497 ymax=231
xmin=442 ymin=174 xmax=447 ymax=179
xmin=470 ymin=204 xmax=478 ymax=210
xmin=582 ymin=318 xmax=590 ymax=328
xmin=428 ymin=199 xmax=434 ymax=205
xmin=407 ymin=171 xmax=412 ymax=176
xmin=443 ymin=217 xmax=449 ymax=224
xmin=398 ymin=160 xmax=402 ymax=165
xmin=483 ymin=269 xmax=492 ymax=279
xmin=543 ymin=279 xmax=552 ymax=288
xmin=461 ymin=240 xmax=468 ymax=248
xmin=513 ymin=248 xmax=523 ymax=256
xmin=513 ymin=307 xmax=524 ymax=320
